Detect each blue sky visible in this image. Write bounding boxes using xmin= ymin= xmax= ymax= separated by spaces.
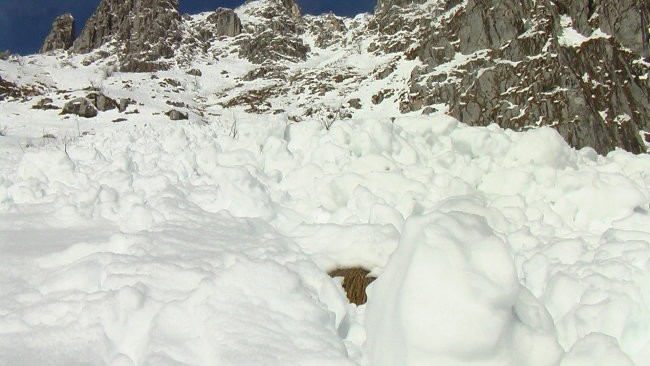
xmin=0 ymin=0 xmax=376 ymax=55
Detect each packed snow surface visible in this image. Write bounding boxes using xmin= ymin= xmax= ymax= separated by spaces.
xmin=1 ymin=108 xmax=649 ymax=365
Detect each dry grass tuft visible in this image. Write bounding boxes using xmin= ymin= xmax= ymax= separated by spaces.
xmin=328 ymin=267 xmax=376 ymax=305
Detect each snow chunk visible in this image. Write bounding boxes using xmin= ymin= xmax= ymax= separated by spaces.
xmin=505 ymin=127 xmax=575 ymax=169
xmin=365 ymin=209 xmax=560 ymax=365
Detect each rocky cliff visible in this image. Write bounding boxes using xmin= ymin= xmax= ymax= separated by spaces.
xmin=374 ymin=0 xmax=649 ymax=153
xmin=40 ymin=14 xmax=75 ymax=53
xmin=72 ymin=0 xmax=181 ymax=72
xmin=35 ymin=0 xmax=650 ymax=153
xmin=236 ymin=0 xmax=309 ymax=63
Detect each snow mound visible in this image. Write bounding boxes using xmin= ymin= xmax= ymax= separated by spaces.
xmin=365 ymin=208 xmax=562 ymax=366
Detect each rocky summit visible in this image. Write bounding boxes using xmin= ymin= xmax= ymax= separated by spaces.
xmin=72 ymin=0 xmax=182 ymax=72
xmin=6 ymin=0 xmax=650 ymax=153
xmin=40 ymin=14 xmax=76 ymax=53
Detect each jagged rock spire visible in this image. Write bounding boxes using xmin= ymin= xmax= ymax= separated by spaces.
xmin=207 ymin=8 xmax=242 ymax=38
xmin=40 ymin=14 xmax=75 ymax=53
xmin=72 ymin=0 xmax=181 ymax=72
xmin=280 ymin=0 xmax=301 ymax=18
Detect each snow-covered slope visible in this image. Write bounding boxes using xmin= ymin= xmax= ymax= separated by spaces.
xmin=18 ymin=0 xmax=650 ymax=153
xmin=1 ymin=0 xmax=650 ymax=365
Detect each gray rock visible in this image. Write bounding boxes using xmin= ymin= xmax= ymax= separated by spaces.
xmin=86 ymin=92 xmax=118 ymax=111
xmin=280 ymin=0 xmax=302 ymax=19
xmin=187 ymin=68 xmax=203 ymax=77
xmin=386 ymin=0 xmax=649 ymax=153
xmin=72 ymin=0 xmax=181 ymax=72
xmin=0 ymin=77 xmax=34 ymax=101
xmin=118 ymin=98 xmax=134 ymax=113
xmin=40 ymin=14 xmax=75 ymax=53
xmin=237 ymin=0 xmax=310 ymax=63
xmin=347 ymin=98 xmax=362 ymax=109
xmin=166 ymin=109 xmax=188 ymax=120
xmin=305 ymin=13 xmax=347 ymax=49
xmin=206 ymin=8 xmax=242 ymax=37
xmin=61 ymin=98 xmax=98 ymax=118
xmin=32 ymin=98 xmax=59 ymax=110
xmin=556 ymin=0 xmax=649 ymax=58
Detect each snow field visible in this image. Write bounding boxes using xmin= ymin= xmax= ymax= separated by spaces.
xmin=1 ymin=110 xmax=649 ymax=365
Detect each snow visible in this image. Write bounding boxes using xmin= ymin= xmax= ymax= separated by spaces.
xmin=558 ymin=15 xmax=611 ymax=48
xmin=2 ymin=102 xmax=649 ymax=364
xmin=1 ymin=8 xmax=650 ymax=365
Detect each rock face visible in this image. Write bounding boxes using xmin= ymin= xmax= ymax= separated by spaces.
xmin=305 ymin=13 xmax=347 ymax=49
xmin=237 ymin=0 xmax=310 ymax=63
xmin=40 ymin=14 xmax=75 ymax=53
xmin=34 ymin=0 xmax=648 ymax=153
xmin=72 ymin=0 xmax=181 ymax=72
xmin=373 ymin=0 xmax=649 ymax=154
xmin=206 ymin=8 xmax=242 ymax=38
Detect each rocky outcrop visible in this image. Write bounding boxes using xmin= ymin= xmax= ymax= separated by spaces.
xmin=40 ymin=14 xmax=75 ymax=53
xmin=237 ymin=0 xmax=309 ymax=63
xmin=166 ymin=109 xmax=188 ymax=120
xmin=86 ymin=92 xmax=118 ymax=111
xmin=61 ymin=98 xmax=98 ymax=118
xmin=374 ymin=0 xmax=649 ymax=154
xmin=305 ymin=13 xmax=347 ymax=49
xmin=556 ymin=0 xmax=649 ymax=59
xmin=178 ymin=8 xmax=243 ymax=57
xmin=0 ymin=77 xmax=41 ymax=101
xmin=207 ymin=8 xmax=242 ymax=38
xmin=32 ymin=98 xmax=59 ymax=110
xmin=279 ymin=0 xmax=301 ymax=19
xmin=72 ymin=0 xmax=181 ymax=72
xmin=0 ymin=77 xmax=24 ymax=101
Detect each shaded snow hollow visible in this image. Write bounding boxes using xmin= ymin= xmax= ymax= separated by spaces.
xmin=1 ymin=108 xmax=649 ymax=365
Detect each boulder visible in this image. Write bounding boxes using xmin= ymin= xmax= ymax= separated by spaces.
xmin=32 ymin=98 xmax=59 ymax=110
xmin=166 ymin=109 xmax=188 ymax=120
xmin=118 ymin=98 xmax=135 ymax=112
xmin=86 ymin=92 xmax=118 ymax=111
xmin=347 ymin=98 xmax=362 ymax=109
xmin=186 ymin=68 xmax=203 ymax=77
xmin=61 ymin=98 xmax=98 ymax=118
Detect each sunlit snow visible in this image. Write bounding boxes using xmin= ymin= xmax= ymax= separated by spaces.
xmin=1 ymin=11 xmax=650 ymax=365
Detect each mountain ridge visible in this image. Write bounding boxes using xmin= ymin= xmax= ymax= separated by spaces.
xmin=10 ymin=0 xmax=650 ymax=153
